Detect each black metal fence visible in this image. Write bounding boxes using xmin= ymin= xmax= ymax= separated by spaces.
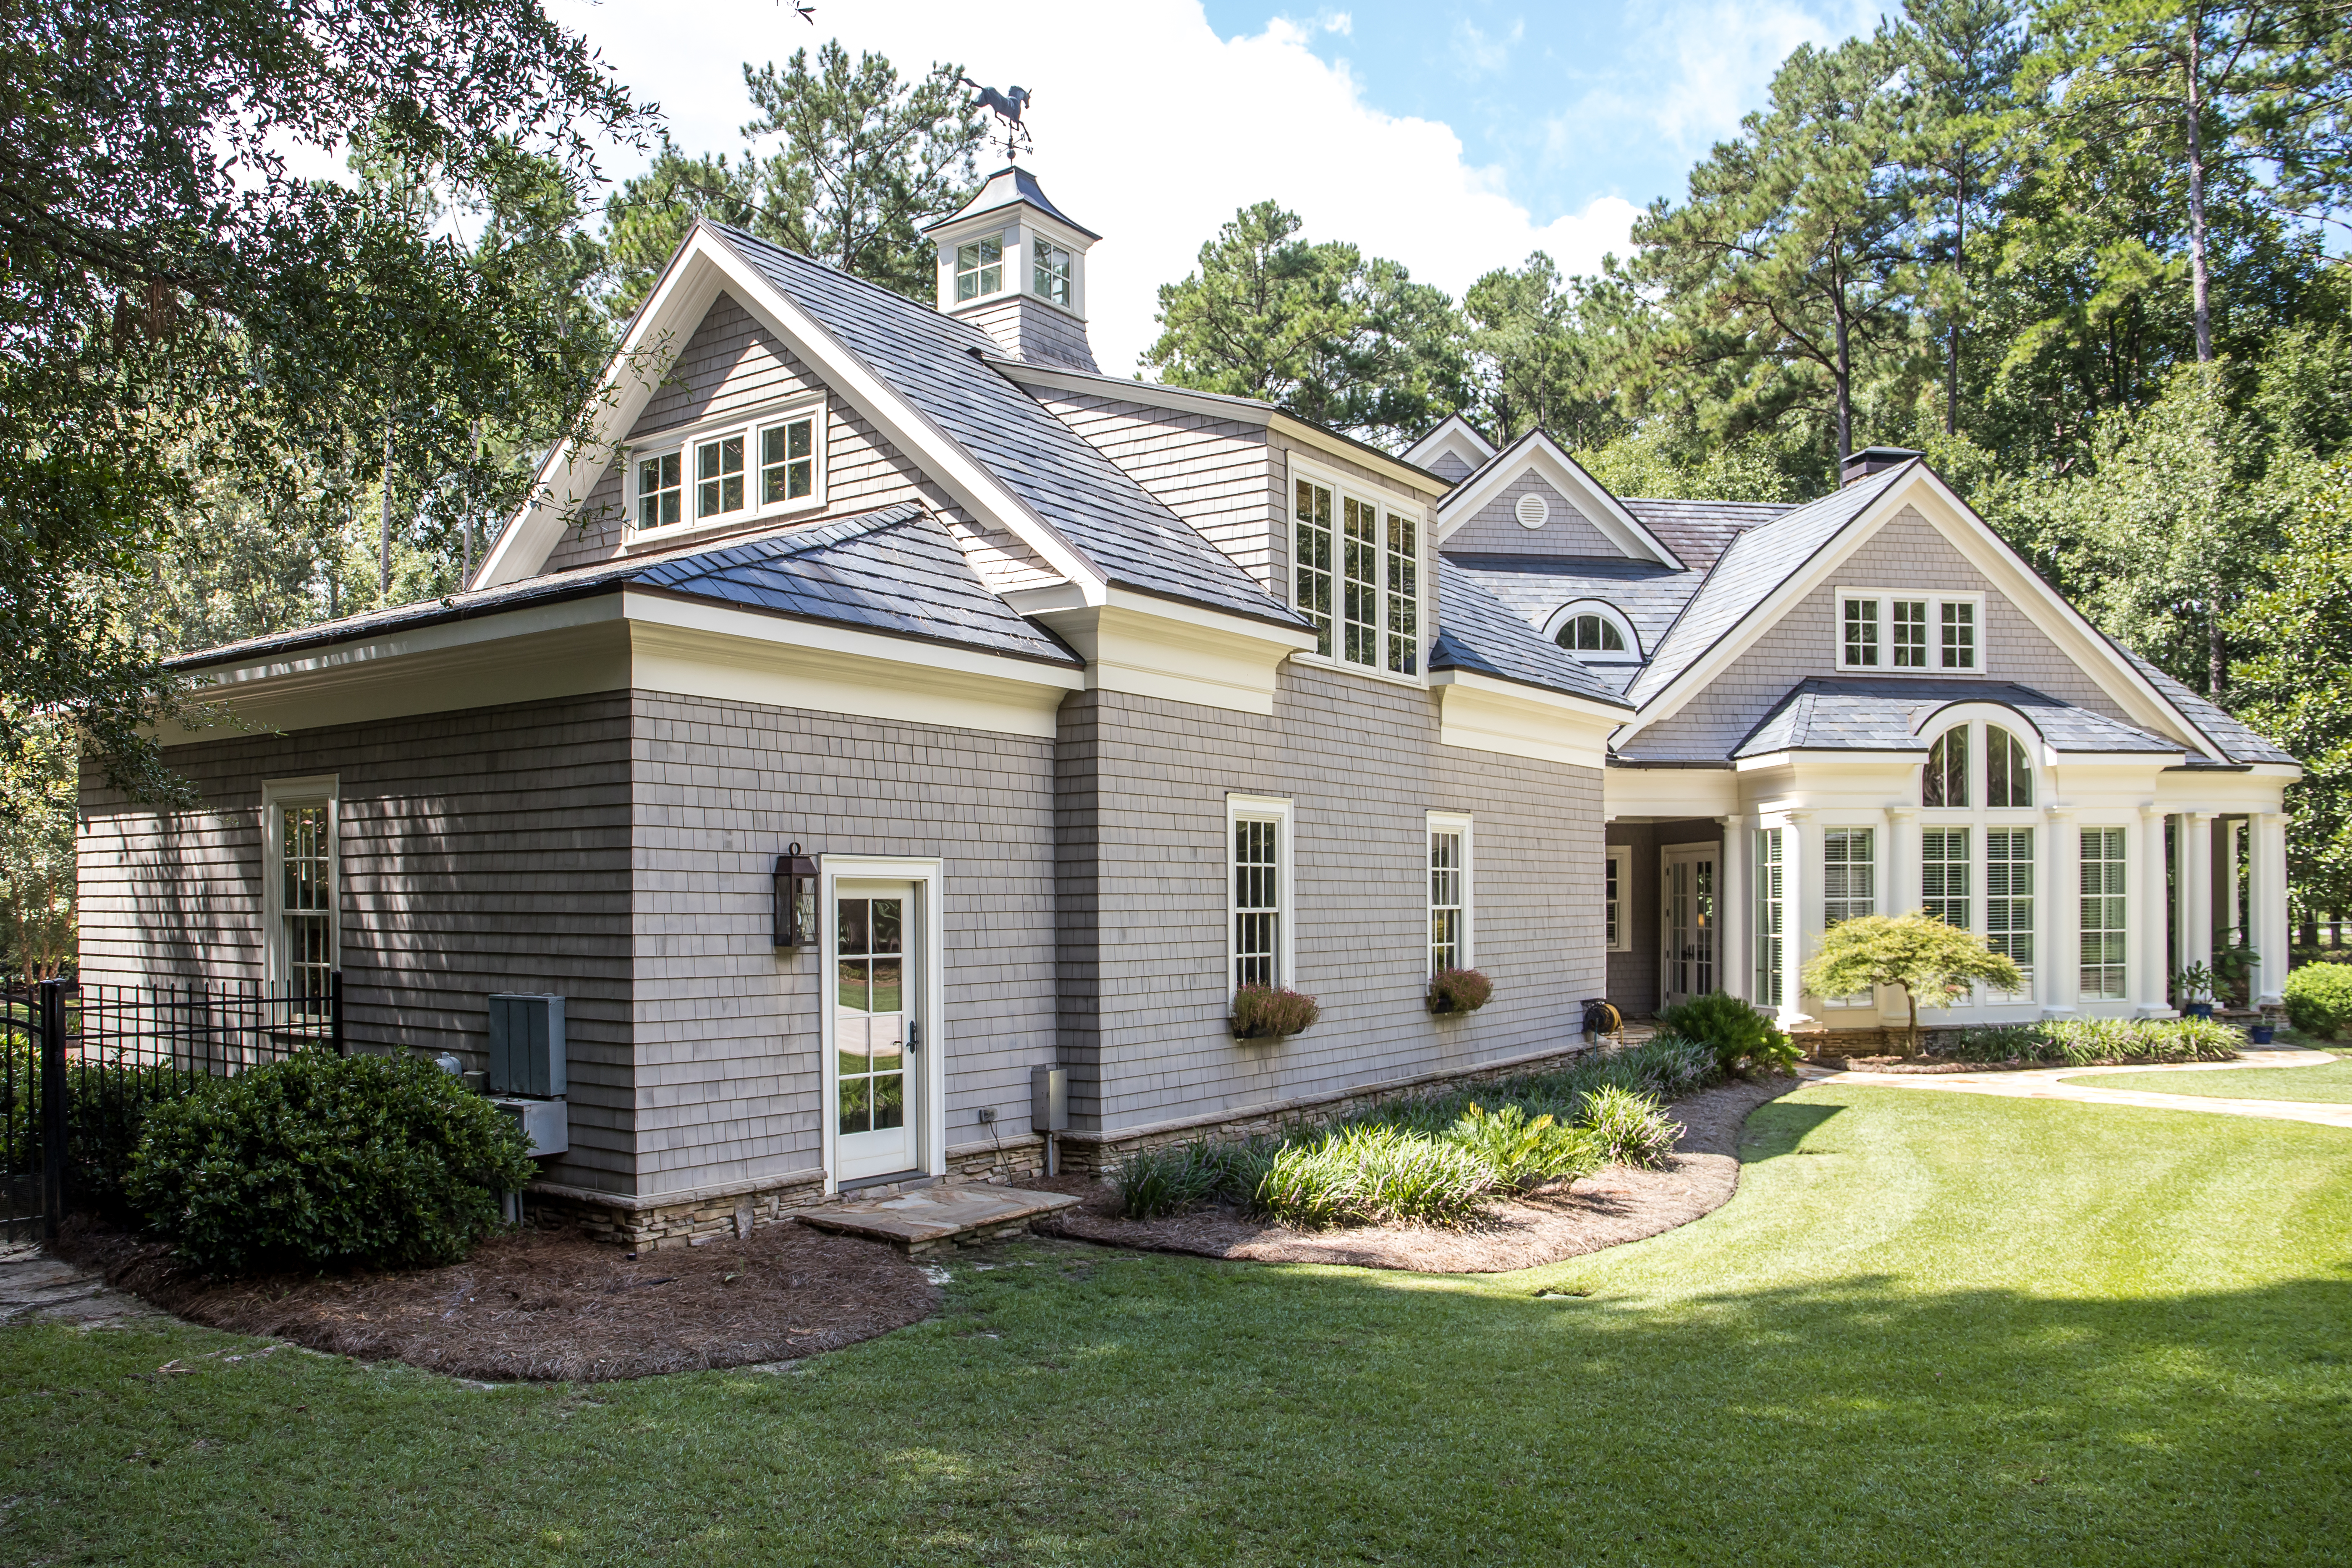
xmin=0 ymin=974 xmax=343 ymax=1244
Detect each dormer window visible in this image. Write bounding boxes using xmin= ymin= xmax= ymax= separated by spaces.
xmin=1294 ymin=473 xmax=1420 ymax=677
xmin=1034 ymin=241 xmax=1072 ymax=306
xmin=1561 ymin=615 xmax=1625 ymax=655
xmin=636 ymin=451 xmax=682 ymax=530
xmin=631 ymin=399 xmax=827 ymax=539
xmin=1546 ymin=602 xmax=1640 ymax=664
xmin=956 ymin=236 xmax=1003 ymax=301
xmin=1840 ymin=589 xmax=1985 ymax=672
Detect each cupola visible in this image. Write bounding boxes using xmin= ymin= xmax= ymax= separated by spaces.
xmin=921 ymin=166 xmax=1100 ymax=372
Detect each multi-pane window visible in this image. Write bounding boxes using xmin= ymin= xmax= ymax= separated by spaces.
xmin=1987 ymin=829 xmax=2034 ymax=990
xmin=1233 ymin=816 xmax=1283 ymax=990
xmin=275 ymin=801 xmax=335 ymax=1005
xmin=636 ymin=452 xmax=682 ymax=530
xmin=1823 ymin=829 xmax=1875 ymax=926
xmin=760 ymin=414 xmax=817 ymax=505
xmin=1843 ymin=597 xmax=1881 ymax=667
xmin=1988 ymin=725 xmax=2034 ymax=807
xmin=1604 ymin=849 xmax=1626 ymax=952
xmin=2080 ymin=827 xmax=2129 ymax=1000
xmin=1925 ymin=727 xmax=1970 ymax=807
xmin=1755 ymin=827 xmax=1784 ymax=1008
xmin=1428 ymin=824 xmax=1467 ymax=975
xmin=1557 ymin=614 xmax=1628 ymax=655
xmin=956 ymin=236 xmax=1002 ymax=300
xmin=1033 ymin=241 xmax=1072 ymax=305
xmin=1892 ymin=600 xmax=1929 ymax=667
xmin=695 ymin=434 xmax=745 ymax=519
xmin=1923 ymin=828 xmax=1971 ymax=929
xmin=834 ymin=895 xmax=906 ymax=1138
xmin=1295 ymin=479 xmax=1335 ymax=657
xmin=1294 ymin=474 xmax=1420 ymax=676
xmin=1941 ymin=602 xmax=1977 ymax=669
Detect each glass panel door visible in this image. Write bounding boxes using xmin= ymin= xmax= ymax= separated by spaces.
xmin=1663 ymin=848 xmax=1716 ymax=1008
xmin=835 ymin=881 xmax=919 ymax=1181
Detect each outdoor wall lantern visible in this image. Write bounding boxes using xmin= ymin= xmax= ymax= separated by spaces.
xmin=773 ymin=843 xmax=819 ymax=949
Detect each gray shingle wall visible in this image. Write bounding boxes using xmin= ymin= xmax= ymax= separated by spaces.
xmin=76 ymin=695 xmax=639 ymax=1194
xmin=626 ymin=690 xmax=1058 ymax=1193
xmin=1035 ymin=390 xmax=1278 ymax=590
xmin=1056 ymin=662 xmax=1606 ymax=1135
xmin=1630 ymin=507 xmax=2134 ymax=760
xmin=1428 ymin=451 xmax=1475 ymax=482
xmin=1442 ymin=469 xmax=1621 ymax=557
xmin=960 ymin=294 xmax=1099 ymax=372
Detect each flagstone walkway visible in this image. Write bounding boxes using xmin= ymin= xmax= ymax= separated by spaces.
xmin=1799 ymin=1045 xmax=2352 ymax=1129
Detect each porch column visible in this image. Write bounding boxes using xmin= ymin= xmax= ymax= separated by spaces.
xmin=1881 ymin=804 xmax=1912 ymax=1025
xmin=1717 ymin=813 xmax=1748 ymax=1004
xmin=2252 ymin=810 xmax=2289 ymax=1007
xmin=1781 ymin=809 xmax=1816 ymax=1030
xmin=2136 ymin=804 xmax=2175 ymax=1018
xmin=2182 ymin=811 xmax=2215 ymax=985
xmin=2042 ymin=806 xmax=2078 ymax=1018
xmin=2221 ymin=817 xmax=2246 ymax=949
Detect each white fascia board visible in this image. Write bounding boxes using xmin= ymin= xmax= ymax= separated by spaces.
xmin=1032 ymin=593 xmax=1317 ymax=716
xmin=1401 ymin=413 xmax=1496 ymax=471
xmin=988 ymin=357 xmax=1276 ymax=427
xmin=1268 ymin=413 xmax=1451 ymax=500
xmin=1733 ymin=749 xmax=1922 ymax=772
xmin=1602 ymin=767 xmax=1737 ymax=820
xmin=1428 ymin=670 xmax=1624 ymax=769
xmin=1432 ymin=431 xmax=1684 ymax=569
xmin=618 ymin=588 xmax=1085 ymax=694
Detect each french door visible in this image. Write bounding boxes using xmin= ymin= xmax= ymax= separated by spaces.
xmin=1661 ymin=846 xmax=1717 ymax=1008
xmin=833 ymin=880 xmax=921 ymax=1181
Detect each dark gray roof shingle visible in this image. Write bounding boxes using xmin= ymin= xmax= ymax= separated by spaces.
xmin=1428 ymin=560 xmax=1632 ymax=709
xmin=1734 ymin=677 xmax=2184 ymax=757
xmin=2116 ymin=650 xmax=2298 ymax=765
xmin=1619 ymin=497 xmax=1793 ymax=572
xmin=712 ymin=225 xmax=1306 ymax=633
xmin=1440 ymin=554 xmax=1708 ymax=666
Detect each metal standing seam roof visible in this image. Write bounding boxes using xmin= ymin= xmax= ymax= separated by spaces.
xmin=710 ymin=225 xmax=1309 ymax=634
xmin=1732 ymin=677 xmax=2185 ymax=759
xmin=168 ymin=503 xmax=1082 ymax=673
xmin=1428 ymin=560 xmax=1633 ymax=709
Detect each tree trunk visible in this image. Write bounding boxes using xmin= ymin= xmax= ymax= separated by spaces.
xmin=1834 ymin=290 xmax=1854 ymax=464
xmin=2209 ymin=594 xmax=2227 ymax=698
xmin=1947 ymin=156 xmax=1965 ymax=438
xmin=379 ymin=406 xmax=395 ymax=602
xmin=2184 ymin=22 xmax=2214 ymax=362
xmin=1906 ymin=987 xmax=1920 ymax=1056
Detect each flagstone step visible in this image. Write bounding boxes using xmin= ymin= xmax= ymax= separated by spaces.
xmin=799 ymin=1182 xmax=1082 ymax=1256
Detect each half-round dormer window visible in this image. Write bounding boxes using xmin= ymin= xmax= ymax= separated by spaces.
xmin=1545 ymin=600 xmax=1640 ymax=663
xmin=1559 ymin=613 xmax=1625 ymax=654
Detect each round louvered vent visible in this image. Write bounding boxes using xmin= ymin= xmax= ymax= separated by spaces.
xmin=1515 ymin=492 xmax=1550 ymax=529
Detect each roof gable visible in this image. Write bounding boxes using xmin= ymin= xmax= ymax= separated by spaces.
xmin=1433 ymin=429 xmax=1686 ymax=569
xmin=1401 ymin=414 xmax=1496 ymax=479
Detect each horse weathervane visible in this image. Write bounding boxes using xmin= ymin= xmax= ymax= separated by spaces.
xmin=959 ymin=78 xmax=1034 ymax=161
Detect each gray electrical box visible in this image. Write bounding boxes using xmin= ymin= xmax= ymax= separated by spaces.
xmin=491 ymin=1095 xmax=568 ymax=1157
xmin=1030 ymin=1065 xmax=1069 ymax=1132
xmin=487 ymin=993 xmax=566 ymax=1098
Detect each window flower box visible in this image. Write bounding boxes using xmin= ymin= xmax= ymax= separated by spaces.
xmin=1231 ymin=984 xmax=1320 ymax=1041
xmin=1427 ymin=968 xmax=1494 ymax=1015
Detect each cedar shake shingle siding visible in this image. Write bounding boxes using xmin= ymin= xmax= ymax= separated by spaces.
xmin=1441 ymin=470 xmax=1622 ymax=558
xmin=76 ymin=693 xmax=639 ymax=1195
xmin=1032 ymin=390 xmax=1278 ymax=590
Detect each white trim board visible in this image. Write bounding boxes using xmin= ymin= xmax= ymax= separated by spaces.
xmin=817 ymin=856 xmax=947 ymax=1194
xmin=1401 ymin=413 xmax=1497 ymax=475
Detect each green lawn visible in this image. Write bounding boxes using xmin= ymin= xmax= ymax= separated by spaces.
xmin=5 ymin=1086 xmax=2349 ymax=1565
xmin=2074 ymin=1056 xmax=2352 ymax=1102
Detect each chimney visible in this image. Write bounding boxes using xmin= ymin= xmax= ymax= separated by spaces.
xmin=920 ymin=166 xmax=1100 ymax=372
xmin=1841 ymin=446 xmax=1921 ymax=486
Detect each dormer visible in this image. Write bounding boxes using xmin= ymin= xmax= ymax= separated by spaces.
xmin=922 ymin=166 xmax=1101 ymax=372
xmin=1401 ymin=414 xmax=1497 ymax=484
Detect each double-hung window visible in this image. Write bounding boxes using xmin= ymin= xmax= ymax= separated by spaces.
xmin=264 ymin=777 xmax=339 ymax=1018
xmin=1923 ymin=828 xmax=1971 ymax=929
xmin=1754 ymin=827 xmax=1784 ymax=1007
xmin=2080 ymin=827 xmax=2129 ymax=1000
xmin=1839 ymin=590 xmax=1986 ymax=672
xmin=1294 ymin=473 xmax=1421 ymax=676
xmin=1229 ymin=797 xmax=1292 ymax=992
xmin=1986 ymin=829 xmax=2034 ymax=990
xmin=632 ymin=401 xmax=826 ymax=537
xmin=1605 ymin=847 xmax=1632 ymax=953
xmin=1822 ymin=828 xmax=1875 ymax=1007
xmin=695 ymin=432 xmax=745 ymax=519
xmin=1428 ymin=814 xmax=1471 ymax=975
xmin=760 ymin=412 xmax=817 ymax=505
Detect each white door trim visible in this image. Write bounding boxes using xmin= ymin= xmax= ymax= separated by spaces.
xmin=818 ymin=855 xmax=946 ymax=1194
xmin=1660 ymin=842 xmax=1718 ymax=1010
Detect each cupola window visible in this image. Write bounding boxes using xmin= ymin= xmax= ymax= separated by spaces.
xmin=956 ymin=236 xmax=1003 ymax=301
xmin=1034 ymin=241 xmax=1072 ymax=306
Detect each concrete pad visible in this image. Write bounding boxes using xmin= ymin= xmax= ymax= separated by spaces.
xmin=799 ymin=1182 xmax=1081 ymax=1256
xmin=0 ymin=1245 xmax=161 ymax=1327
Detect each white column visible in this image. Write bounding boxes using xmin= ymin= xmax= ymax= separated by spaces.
xmin=2253 ymin=810 xmax=2289 ymax=1007
xmin=1879 ymin=804 xmax=1910 ymax=1025
xmin=1718 ymin=814 xmax=1748 ymax=1004
xmin=1781 ymin=809 xmax=1816 ymax=1029
xmin=2043 ymin=806 xmax=2078 ymax=1018
xmin=2182 ymin=810 xmax=2215 ymax=982
xmin=2136 ymin=805 xmax=2175 ymax=1018
xmin=2222 ymin=817 xmax=2246 ymax=949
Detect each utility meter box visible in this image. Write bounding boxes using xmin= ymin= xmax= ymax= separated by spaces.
xmin=1030 ymin=1065 xmax=1069 ymax=1132
xmin=487 ymin=993 xmax=566 ymax=1098
xmin=491 ymin=1095 xmax=569 ymax=1158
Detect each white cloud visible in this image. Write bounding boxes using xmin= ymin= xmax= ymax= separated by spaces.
xmin=550 ymin=0 xmax=1637 ymax=375
xmin=1451 ymin=18 xmax=1525 ymax=79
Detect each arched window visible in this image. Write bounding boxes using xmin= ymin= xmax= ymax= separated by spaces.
xmin=1917 ymin=714 xmax=2042 ymax=1000
xmin=1558 ymin=614 xmax=1626 ymax=654
xmin=1925 ymin=727 xmax=1970 ymax=807
xmin=1988 ymin=725 xmax=2035 ymax=807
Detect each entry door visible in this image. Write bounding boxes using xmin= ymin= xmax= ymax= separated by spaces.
xmin=1661 ymin=847 xmax=1716 ymax=1008
xmin=833 ymin=880 xmax=920 ymax=1181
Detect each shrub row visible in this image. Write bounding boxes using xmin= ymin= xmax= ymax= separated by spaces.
xmin=1932 ymin=1016 xmax=2244 ymax=1067
xmin=2284 ymin=962 xmax=2352 ymax=1039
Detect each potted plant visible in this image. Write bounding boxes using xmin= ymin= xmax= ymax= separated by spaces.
xmin=2173 ymin=961 xmax=2218 ymax=1019
xmin=1230 ymin=984 xmax=1320 ymax=1041
xmin=2213 ymin=941 xmax=2260 ymax=1009
xmin=1426 ymin=968 xmax=1493 ymax=1015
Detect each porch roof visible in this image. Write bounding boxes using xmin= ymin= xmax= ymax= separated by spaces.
xmin=1734 ymin=677 xmax=2185 ymax=759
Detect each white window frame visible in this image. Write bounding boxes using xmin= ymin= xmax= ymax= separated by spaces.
xmin=262 ymin=775 xmax=340 ymax=1003
xmin=1227 ymin=794 xmax=1295 ymax=994
xmin=1605 ymin=846 xmax=1632 ymax=953
xmin=626 ymin=395 xmax=828 ymax=547
xmin=1287 ymin=458 xmax=1426 ymax=686
xmin=1427 ymin=811 xmax=1473 ymax=976
xmin=1542 ymin=600 xmax=1642 ymax=664
xmin=955 ymin=233 xmax=1006 ymax=301
xmin=1032 ymin=239 xmax=1072 ymax=306
xmin=1836 ymin=588 xmax=1988 ymax=673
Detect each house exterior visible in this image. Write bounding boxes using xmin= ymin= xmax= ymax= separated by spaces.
xmin=77 ymin=168 xmax=2298 ymax=1246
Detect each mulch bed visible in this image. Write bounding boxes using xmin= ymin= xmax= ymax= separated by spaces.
xmin=50 ymin=1215 xmax=938 ymax=1382
xmin=1029 ymin=1073 xmax=1799 ymax=1275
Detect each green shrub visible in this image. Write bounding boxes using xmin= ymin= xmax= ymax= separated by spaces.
xmin=2284 ymin=963 xmax=2352 ymax=1039
xmin=1440 ymin=1102 xmax=1600 ymax=1191
xmin=0 ymin=1047 xmax=204 ymax=1217
xmin=1937 ymin=1016 xmax=2243 ymax=1066
xmin=1230 ymin=984 xmax=1320 ymax=1040
xmin=127 ymin=1053 xmax=536 ymax=1275
xmin=1576 ymin=1084 xmax=1681 ymax=1169
xmin=1426 ymin=968 xmax=1494 ymax=1014
xmin=1256 ymin=1123 xmax=1493 ymax=1228
xmin=1655 ymin=992 xmax=1795 ymax=1074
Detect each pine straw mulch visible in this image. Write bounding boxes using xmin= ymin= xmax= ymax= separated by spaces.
xmin=50 ymin=1214 xmax=938 ymax=1382
xmin=1030 ymin=1073 xmax=1799 ymax=1275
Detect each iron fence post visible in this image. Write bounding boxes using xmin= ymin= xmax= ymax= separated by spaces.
xmin=331 ymin=971 xmax=346 ymax=1057
xmin=39 ymin=978 xmax=66 ymax=1241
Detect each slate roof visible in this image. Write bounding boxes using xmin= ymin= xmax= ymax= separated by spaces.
xmin=1427 ymin=560 xmax=1632 ymax=709
xmin=2118 ymin=650 xmax=2298 ymax=766
xmin=1733 ymin=677 xmax=2184 ymax=759
xmin=171 ymin=503 xmax=1080 ymax=672
xmin=710 ymin=224 xmax=1306 ymax=632
xmin=922 ymin=165 xmax=1101 ymax=240
xmin=1623 ymin=463 xmax=1917 ymax=708
xmin=1439 ymin=554 xmax=1707 ymax=675
xmin=1619 ymin=497 xmax=1793 ymax=573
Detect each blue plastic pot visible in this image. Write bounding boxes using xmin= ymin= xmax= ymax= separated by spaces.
xmin=2249 ymin=1024 xmax=2276 ymax=1044
xmin=2186 ymin=1001 xmax=2215 ymax=1020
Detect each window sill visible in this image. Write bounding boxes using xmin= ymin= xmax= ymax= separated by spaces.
xmin=622 ymin=503 xmax=828 ymax=555
xmin=1286 ymin=651 xmax=1429 ymax=691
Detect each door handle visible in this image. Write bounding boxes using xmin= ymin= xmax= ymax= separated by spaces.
xmin=905 ymin=1021 xmax=920 ymax=1053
